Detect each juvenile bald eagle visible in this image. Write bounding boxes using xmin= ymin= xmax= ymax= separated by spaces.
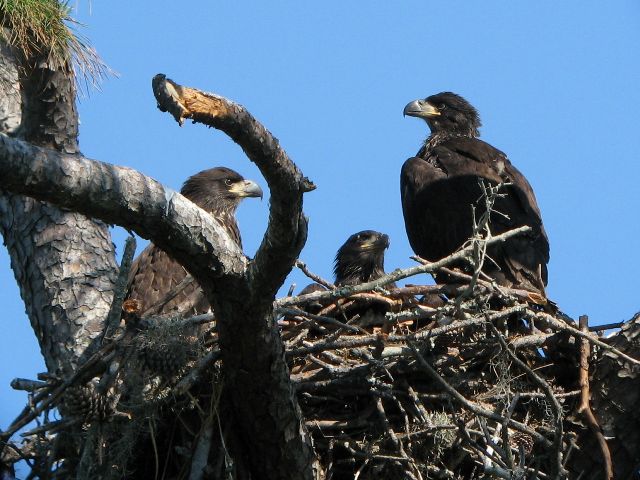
xmin=401 ymin=92 xmax=549 ymax=296
xmin=298 ymin=230 xmax=393 ymax=315
xmin=333 ymin=230 xmax=392 ymax=287
xmin=126 ymin=167 xmax=263 ymax=317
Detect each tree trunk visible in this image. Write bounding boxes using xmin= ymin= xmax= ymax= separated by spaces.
xmin=0 ymin=40 xmax=117 ymax=376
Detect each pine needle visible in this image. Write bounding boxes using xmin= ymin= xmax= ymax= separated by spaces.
xmin=0 ymin=0 xmax=114 ymax=91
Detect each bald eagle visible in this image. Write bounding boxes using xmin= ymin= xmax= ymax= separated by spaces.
xmin=126 ymin=167 xmax=263 ymax=317
xmin=401 ymin=92 xmax=549 ymax=296
xmin=298 ymin=230 xmax=393 ymax=316
xmin=333 ymin=230 xmax=392 ymax=287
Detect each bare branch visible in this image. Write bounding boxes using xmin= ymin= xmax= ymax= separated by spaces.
xmin=152 ymin=74 xmax=312 ymax=302
xmin=531 ymin=311 xmax=640 ymax=366
xmin=295 ymin=259 xmax=335 ymax=290
xmin=101 ymin=236 xmax=137 ymax=343
xmin=577 ymin=316 xmax=613 ymax=480
xmin=277 ymin=225 xmax=531 ymax=308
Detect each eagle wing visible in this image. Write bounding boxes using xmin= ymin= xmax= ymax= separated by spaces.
xmin=127 ymin=244 xmax=210 ymax=317
xmin=401 ymin=137 xmax=549 ymax=294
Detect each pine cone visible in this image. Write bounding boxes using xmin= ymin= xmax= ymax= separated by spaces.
xmin=62 ymin=385 xmax=94 ymax=419
xmin=90 ymin=392 xmax=114 ymax=422
xmin=510 ymin=431 xmax=534 ymax=455
xmin=141 ymin=341 xmax=188 ymax=376
xmin=63 ymin=384 xmax=114 ymax=422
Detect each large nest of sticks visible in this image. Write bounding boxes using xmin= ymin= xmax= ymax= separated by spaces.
xmin=279 ymin=282 xmax=580 ymax=479
xmin=3 ymin=243 xmax=638 ymax=480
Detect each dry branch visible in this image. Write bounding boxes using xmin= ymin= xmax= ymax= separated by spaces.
xmin=152 ymin=74 xmax=320 ymax=480
xmin=277 ymin=224 xmax=531 ymax=308
xmin=577 ymin=315 xmax=613 ymax=480
xmin=101 ymin=236 xmax=137 ymax=343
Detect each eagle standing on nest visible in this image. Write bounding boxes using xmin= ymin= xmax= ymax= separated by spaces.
xmin=126 ymin=167 xmax=263 ymax=317
xmin=401 ymin=92 xmax=549 ymax=297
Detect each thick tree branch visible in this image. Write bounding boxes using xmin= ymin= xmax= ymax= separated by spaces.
xmin=0 ymin=135 xmax=246 ymax=281
xmin=152 ymin=75 xmax=321 ymax=479
xmin=152 ymin=74 xmax=314 ymax=303
xmin=0 ymin=43 xmax=118 ymax=376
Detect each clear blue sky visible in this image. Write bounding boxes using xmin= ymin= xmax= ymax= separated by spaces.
xmin=2 ymin=1 xmax=640 ymax=462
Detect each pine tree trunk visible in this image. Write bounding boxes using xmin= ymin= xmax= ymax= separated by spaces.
xmin=0 ymin=39 xmax=117 ymax=376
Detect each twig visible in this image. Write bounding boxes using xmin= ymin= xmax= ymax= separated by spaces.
xmin=0 ymin=342 xmax=116 ymax=443
xmin=452 ymin=180 xmax=501 ymax=312
xmin=101 ymin=235 xmax=137 ymax=343
xmin=10 ymin=379 xmax=48 ymax=392
xmin=407 ymin=340 xmax=550 ymax=446
xmin=278 ymin=307 xmax=364 ymax=333
xmin=189 ymin=413 xmax=215 ymax=480
xmin=174 ymin=349 xmax=222 ymax=395
xmin=374 ymin=397 xmax=423 ymax=480
xmin=588 ymin=322 xmax=624 ymax=332
xmin=501 ymin=394 xmax=520 ymax=469
xmin=532 ymin=311 xmax=640 ymax=366
xmin=295 ymin=260 xmax=335 ymax=290
xmin=577 ymin=315 xmax=613 ymax=480
xmin=277 ymin=225 xmax=532 ymax=308
xmin=20 ymin=417 xmax=82 ymax=437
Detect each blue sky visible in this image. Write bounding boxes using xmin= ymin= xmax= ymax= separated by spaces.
xmin=2 ymin=1 xmax=640 ymax=466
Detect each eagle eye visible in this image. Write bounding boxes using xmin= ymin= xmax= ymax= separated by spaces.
xmin=224 ymin=178 xmax=233 ymax=186
xmin=439 ymin=104 xmax=446 ymax=110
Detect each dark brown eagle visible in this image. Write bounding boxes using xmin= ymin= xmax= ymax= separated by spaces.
xmin=126 ymin=167 xmax=263 ymax=317
xmin=298 ymin=230 xmax=392 ymax=314
xmin=401 ymin=92 xmax=549 ymax=296
xmin=333 ymin=230 xmax=392 ymax=287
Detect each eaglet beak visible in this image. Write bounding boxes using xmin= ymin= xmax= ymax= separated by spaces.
xmin=232 ymin=179 xmax=263 ymax=199
xmin=361 ymin=234 xmax=390 ymax=251
xmin=403 ymin=99 xmax=440 ymax=119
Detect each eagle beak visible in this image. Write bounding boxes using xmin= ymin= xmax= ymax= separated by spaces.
xmin=403 ymin=99 xmax=440 ymax=119
xmin=233 ymin=179 xmax=263 ymax=199
xmin=362 ymin=234 xmax=390 ymax=251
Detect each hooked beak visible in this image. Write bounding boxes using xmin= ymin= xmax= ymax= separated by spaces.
xmin=403 ymin=99 xmax=440 ymax=119
xmin=362 ymin=234 xmax=390 ymax=251
xmin=232 ymin=179 xmax=263 ymax=199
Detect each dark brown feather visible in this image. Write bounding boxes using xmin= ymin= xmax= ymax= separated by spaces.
xmin=402 ymin=93 xmax=549 ymax=295
xmin=126 ymin=167 xmax=261 ymax=317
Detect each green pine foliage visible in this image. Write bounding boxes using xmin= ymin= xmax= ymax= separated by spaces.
xmin=0 ymin=0 xmax=111 ymax=87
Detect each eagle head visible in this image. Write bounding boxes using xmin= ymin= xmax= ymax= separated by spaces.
xmin=180 ymin=167 xmax=263 ymax=213
xmin=334 ymin=230 xmax=390 ymax=286
xmin=404 ymin=92 xmax=481 ymax=137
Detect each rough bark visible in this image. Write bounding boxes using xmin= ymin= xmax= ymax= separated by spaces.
xmin=0 ymin=136 xmax=246 ymax=281
xmin=0 ymin=75 xmax=321 ymax=479
xmin=154 ymin=75 xmax=321 ymax=480
xmin=0 ymin=40 xmax=117 ymax=376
